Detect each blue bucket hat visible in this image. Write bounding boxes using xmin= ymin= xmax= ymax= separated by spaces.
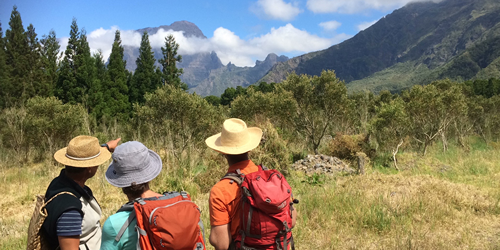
xmin=105 ymin=141 xmax=162 ymax=188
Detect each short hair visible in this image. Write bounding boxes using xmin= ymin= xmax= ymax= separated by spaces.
xmin=122 ymin=182 xmax=149 ymax=198
xmin=65 ymin=166 xmax=86 ymax=174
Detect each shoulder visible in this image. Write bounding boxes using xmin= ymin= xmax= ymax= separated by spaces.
xmin=104 ymin=211 xmax=133 ymax=229
xmin=210 ymin=179 xmax=239 ymax=205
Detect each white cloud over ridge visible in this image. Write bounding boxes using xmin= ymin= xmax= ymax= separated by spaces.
xmin=319 ymin=20 xmax=342 ymax=31
xmin=252 ymin=0 xmax=302 ymax=21
xmin=307 ymin=0 xmax=438 ymax=14
xmin=61 ymin=24 xmax=350 ymax=67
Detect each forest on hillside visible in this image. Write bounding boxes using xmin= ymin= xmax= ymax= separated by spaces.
xmin=1 ymin=6 xmax=500 ymax=170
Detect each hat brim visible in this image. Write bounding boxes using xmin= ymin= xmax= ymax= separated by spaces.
xmin=205 ymin=127 xmax=263 ymax=155
xmin=105 ymin=149 xmax=162 ymax=188
xmin=54 ymin=147 xmax=111 ymax=168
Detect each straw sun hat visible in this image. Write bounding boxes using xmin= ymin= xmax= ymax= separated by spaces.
xmin=54 ymin=135 xmax=112 ymax=168
xmin=205 ymin=118 xmax=263 ymax=155
xmin=105 ymin=141 xmax=162 ymax=188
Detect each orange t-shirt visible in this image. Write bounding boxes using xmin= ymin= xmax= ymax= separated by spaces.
xmin=209 ymin=160 xmax=259 ymax=239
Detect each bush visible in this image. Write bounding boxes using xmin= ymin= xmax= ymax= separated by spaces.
xmin=329 ymin=133 xmax=372 ymax=160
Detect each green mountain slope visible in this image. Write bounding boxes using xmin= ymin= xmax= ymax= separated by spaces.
xmin=261 ymin=0 xmax=500 ymax=93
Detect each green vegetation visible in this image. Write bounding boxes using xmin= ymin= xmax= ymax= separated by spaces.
xmin=2 ymin=5 xmax=500 ymax=250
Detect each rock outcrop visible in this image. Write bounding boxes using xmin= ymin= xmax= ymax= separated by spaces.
xmin=291 ymin=154 xmax=356 ymax=175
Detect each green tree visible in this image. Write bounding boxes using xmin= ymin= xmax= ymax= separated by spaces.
xmin=370 ymin=97 xmax=410 ymax=169
xmin=103 ymin=30 xmax=130 ymax=120
xmin=0 ymin=21 xmax=9 ymax=109
xmin=75 ymin=29 xmax=96 ymax=109
xmin=130 ymin=31 xmax=161 ymax=104
xmin=55 ymin=18 xmax=80 ymax=104
xmin=26 ymin=24 xmax=45 ymax=98
xmin=135 ymin=85 xmax=223 ymax=156
xmin=159 ymin=34 xmax=187 ymax=90
xmin=204 ymin=95 xmax=221 ymax=106
xmin=87 ymin=50 xmax=106 ymax=120
xmin=230 ymin=86 xmax=296 ymax=127
xmin=220 ymin=86 xmax=247 ymax=106
xmin=279 ymin=70 xmax=349 ymax=153
xmin=403 ymin=81 xmax=466 ymax=155
xmin=4 ymin=6 xmax=29 ymax=107
xmin=25 ymin=96 xmax=86 ymax=155
xmin=40 ymin=30 xmax=60 ymax=97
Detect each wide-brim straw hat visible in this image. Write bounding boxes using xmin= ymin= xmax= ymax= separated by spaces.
xmin=105 ymin=141 xmax=162 ymax=188
xmin=205 ymin=118 xmax=262 ymax=155
xmin=54 ymin=135 xmax=111 ymax=168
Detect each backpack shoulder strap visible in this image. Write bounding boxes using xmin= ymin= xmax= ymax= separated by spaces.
xmin=115 ymin=202 xmax=137 ymax=242
xmin=221 ymin=169 xmax=244 ymax=185
xmin=115 ymin=211 xmax=136 ymax=242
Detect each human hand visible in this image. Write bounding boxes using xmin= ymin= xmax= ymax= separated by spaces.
xmin=105 ymin=138 xmax=121 ymax=153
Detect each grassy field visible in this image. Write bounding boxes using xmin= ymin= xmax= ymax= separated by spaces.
xmin=1 ymin=139 xmax=500 ymax=250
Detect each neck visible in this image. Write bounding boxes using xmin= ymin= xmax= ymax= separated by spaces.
xmin=225 ymin=152 xmax=249 ymax=166
xmin=65 ymin=171 xmax=88 ymax=188
xmin=127 ymin=189 xmax=162 ymax=202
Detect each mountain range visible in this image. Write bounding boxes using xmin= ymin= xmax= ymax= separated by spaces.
xmin=261 ymin=0 xmax=500 ymax=93
xmin=123 ymin=0 xmax=500 ymax=96
xmin=122 ymin=21 xmax=288 ymax=97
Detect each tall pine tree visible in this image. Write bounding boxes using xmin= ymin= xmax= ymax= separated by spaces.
xmin=40 ymin=30 xmax=60 ymax=97
xmin=103 ymin=30 xmax=130 ymax=120
xmin=0 ymin=21 xmax=9 ymax=109
xmin=26 ymin=23 xmax=45 ymax=98
xmin=159 ymin=34 xmax=187 ymax=90
xmin=88 ymin=50 xmax=106 ymax=120
xmin=56 ymin=18 xmax=80 ymax=104
xmin=130 ymin=31 xmax=160 ymax=104
xmin=4 ymin=6 xmax=30 ymax=107
xmin=75 ymin=29 xmax=95 ymax=108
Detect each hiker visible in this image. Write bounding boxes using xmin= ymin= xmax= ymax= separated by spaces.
xmin=206 ymin=118 xmax=297 ymax=250
xmin=100 ymin=141 xmax=206 ymax=250
xmin=41 ymin=135 xmax=120 ymax=250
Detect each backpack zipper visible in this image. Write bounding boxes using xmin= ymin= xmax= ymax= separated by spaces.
xmin=148 ymin=200 xmax=197 ymax=224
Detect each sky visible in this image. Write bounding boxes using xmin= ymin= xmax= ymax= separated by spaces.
xmin=1 ymin=0 xmax=432 ymax=67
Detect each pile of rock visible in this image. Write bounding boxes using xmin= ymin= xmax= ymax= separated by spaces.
xmin=291 ymin=154 xmax=356 ymax=175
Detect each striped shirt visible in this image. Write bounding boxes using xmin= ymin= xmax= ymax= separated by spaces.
xmin=56 ymin=209 xmax=82 ymax=236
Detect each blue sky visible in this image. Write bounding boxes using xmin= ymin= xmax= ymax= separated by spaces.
xmin=0 ymin=0 xmax=428 ymax=67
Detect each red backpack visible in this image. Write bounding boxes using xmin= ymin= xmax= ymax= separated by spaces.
xmin=115 ymin=191 xmax=206 ymax=250
xmin=223 ymin=165 xmax=295 ymax=250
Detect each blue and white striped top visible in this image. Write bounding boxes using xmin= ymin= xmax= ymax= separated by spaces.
xmin=56 ymin=209 xmax=82 ymax=236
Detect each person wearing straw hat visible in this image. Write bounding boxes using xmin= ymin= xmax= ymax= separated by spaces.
xmin=100 ymin=141 xmax=163 ymax=250
xmin=205 ymin=118 xmax=297 ymax=250
xmin=41 ymin=135 xmax=119 ymax=250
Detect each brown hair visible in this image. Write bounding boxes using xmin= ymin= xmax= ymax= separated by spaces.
xmin=122 ymin=182 xmax=149 ymax=199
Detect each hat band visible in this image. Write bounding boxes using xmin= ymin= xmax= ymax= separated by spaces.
xmin=65 ymin=152 xmax=101 ymax=161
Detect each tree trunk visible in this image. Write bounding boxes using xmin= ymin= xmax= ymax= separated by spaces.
xmin=392 ymin=138 xmax=403 ymax=171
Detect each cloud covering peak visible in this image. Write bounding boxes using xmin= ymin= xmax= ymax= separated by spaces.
xmin=60 ymin=23 xmax=350 ymax=67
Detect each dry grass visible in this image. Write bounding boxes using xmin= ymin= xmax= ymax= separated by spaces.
xmin=1 ymin=141 xmax=500 ymax=250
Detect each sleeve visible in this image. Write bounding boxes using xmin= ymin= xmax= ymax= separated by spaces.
xmin=209 ymin=186 xmax=231 ymax=226
xmin=56 ymin=209 xmax=82 ymax=236
xmin=100 ymin=217 xmax=121 ymax=250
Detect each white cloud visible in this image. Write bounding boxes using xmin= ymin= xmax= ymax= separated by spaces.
xmin=60 ymin=23 xmax=350 ymax=67
xmin=307 ymin=0 xmax=436 ymax=14
xmin=357 ymin=20 xmax=378 ymax=31
xmin=210 ymin=24 xmax=350 ymax=66
xmin=252 ymin=0 xmax=302 ymax=21
xmin=319 ymin=20 xmax=342 ymax=31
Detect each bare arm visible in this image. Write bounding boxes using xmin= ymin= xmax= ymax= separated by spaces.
xmin=58 ymin=236 xmax=80 ymax=250
xmin=209 ymin=224 xmax=231 ymax=250
xmin=291 ymin=207 xmax=297 ymax=228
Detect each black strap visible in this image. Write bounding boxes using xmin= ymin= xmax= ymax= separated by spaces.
xmin=221 ymin=172 xmax=244 ymax=185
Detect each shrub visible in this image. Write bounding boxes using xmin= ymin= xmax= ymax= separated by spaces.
xmin=329 ymin=133 xmax=372 ymax=160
